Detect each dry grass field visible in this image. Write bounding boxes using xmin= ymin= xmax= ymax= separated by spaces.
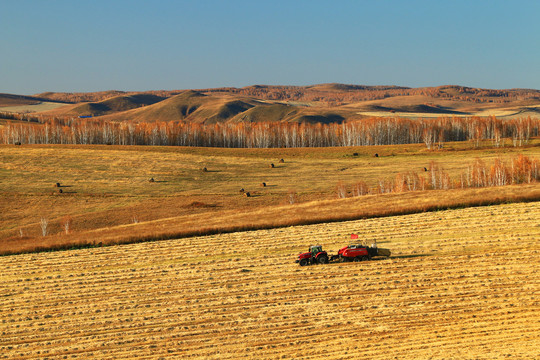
xmin=0 ymin=142 xmax=540 ymax=251
xmin=1 ymin=142 xmax=540 ymax=253
xmin=1 ymin=201 xmax=538 ymax=359
xmin=0 ymin=102 xmax=66 ymax=113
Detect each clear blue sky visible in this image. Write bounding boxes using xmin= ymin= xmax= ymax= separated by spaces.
xmin=1 ymin=0 xmax=539 ymax=94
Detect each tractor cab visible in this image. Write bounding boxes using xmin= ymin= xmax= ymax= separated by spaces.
xmin=310 ymin=245 xmax=322 ymax=256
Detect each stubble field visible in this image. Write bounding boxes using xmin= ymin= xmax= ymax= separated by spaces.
xmin=1 ymin=201 xmax=538 ymax=359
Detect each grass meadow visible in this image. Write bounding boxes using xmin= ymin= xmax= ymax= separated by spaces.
xmin=1 ymin=140 xmax=539 ymax=254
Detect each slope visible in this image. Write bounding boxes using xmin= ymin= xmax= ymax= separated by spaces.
xmin=13 ymin=83 xmax=540 ymax=122
xmin=98 ymin=90 xmax=231 ymax=123
xmin=0 ymin=93 xmax=42 ymax=107
xmin=37 ymin=93 xmax=166 ymax=117
xmin=0 ymin=94 xmax=67 ymax=113
xmin=97 ymin=91 xmax=346 ymax=124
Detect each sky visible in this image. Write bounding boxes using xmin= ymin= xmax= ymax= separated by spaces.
xmin=1 ymin=0 xmax=539 ymax=94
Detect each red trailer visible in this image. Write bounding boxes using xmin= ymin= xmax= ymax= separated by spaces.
xmin=336 ymin=244 xmax=390 ymax=262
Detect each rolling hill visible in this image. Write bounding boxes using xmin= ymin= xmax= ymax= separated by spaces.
xmin=1 ymin=84 xmax=539 ymax=123
xmin=34 ymin=93 xmax=165 ymax=117
xmin=0 ymin=93 xmax=69 ymax=114
xmin=98 ymin=91 xmax=255 ymax=123
xmin=94 ymin=91 xmax=350 ymax=124
xmin=0 ymin=93 xmax=43 ymax=107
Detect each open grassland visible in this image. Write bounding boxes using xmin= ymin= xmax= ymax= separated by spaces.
xmin=0 ymin=102 xmax=66 ymax=113
xmin=1 ymin=142 xmax=540 ymax=253
xmin=0 ymin=201 xmax=538 ymax=359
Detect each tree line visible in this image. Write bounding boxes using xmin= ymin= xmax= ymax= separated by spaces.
xmin=336 ymin=154 xmax=540 ymax=198
xmin=1 ymin=116 xmax=538 ymax=148
xmin=209 ymin=85 xmax=540 ymax=104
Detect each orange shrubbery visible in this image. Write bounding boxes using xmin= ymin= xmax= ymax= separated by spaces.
xmin=338 ymin=154 xmax=540 ymax=197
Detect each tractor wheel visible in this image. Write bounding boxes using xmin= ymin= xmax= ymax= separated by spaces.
xmin=299 ymin=259 xmax=308 ymax=266
xmin=354 ymin=256 xmax=362 ymax=262
xmin=362 ymin=256 xmax=369 ymax=261
xmin=318 ymin=255 xmax=329 ymax=264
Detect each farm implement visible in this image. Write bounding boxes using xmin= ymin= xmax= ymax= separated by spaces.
xmin=296 ymin=243 xmax=391 ymax=266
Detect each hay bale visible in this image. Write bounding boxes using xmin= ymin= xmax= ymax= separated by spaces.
xmin=424 ymin=167 xmax=428 ymax=172
xmin=269 ymin=163 xmax=275 ymax=168
xmin=244 ymin=192 xmax=251 ymax=197
xmin=149 ymin=177 xmax=155 ymax=182
xmin=202 ymin=167 xmax=208 ymax=172
xmin=353 ymin=152 xmax=358 ymax=157
xmin=54 ymin=183 xmax=61 ymax=188
xmin=58 ymin=189 xmax=63 ymax=194
xmin=14 ymin=142 xmax=21 ymax=146
xmin=374 ymin=153 xmax=379 ymax=158
xmin=239 ymin=188 xmax=245 ymax=193
xmin=261 ymin=182 xmax=266 ymax=187
xmin=279 ymin=159 xmax=285 ymax=163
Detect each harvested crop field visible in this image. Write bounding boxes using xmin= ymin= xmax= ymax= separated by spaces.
xmin=0 ymin=101 xmax=66 ymax=113
xmin=1 ymin=201 xmax=539 ymax=359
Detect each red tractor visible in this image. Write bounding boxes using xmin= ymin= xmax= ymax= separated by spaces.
xmin=296 ymin=245 xmax=329 ymax=266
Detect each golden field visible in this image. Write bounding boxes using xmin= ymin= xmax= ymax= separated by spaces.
xmin=1 ymin=142 xmax=540 ymax=254
xmin=1 ymin=201 xmax=538 ymax=359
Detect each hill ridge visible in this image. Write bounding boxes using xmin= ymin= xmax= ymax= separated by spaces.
xmin=2 ymin=84 xmax=540 ymax=123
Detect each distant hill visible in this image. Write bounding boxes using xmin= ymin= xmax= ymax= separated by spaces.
xmin=65 ymin=94 xmax=165 ymax=117
xmin=1 ymin=84 xmax=537 ymax=123
xmin=99 ymin=91 xmax=225 ymax=123
xmin=96 ymin=91 xmax=347 ymax=124
xmin=0 ymin=93 xmax=69 ymax=107
xmin=200 ymin=84 xmax=540 ymax=105
xmin=35 ymin=90 xmax=131 ymax=104
xmin=35 ymin=84 xmax=540 ymax=105
xmin=306 ymin=83 xmax=409 ymax=92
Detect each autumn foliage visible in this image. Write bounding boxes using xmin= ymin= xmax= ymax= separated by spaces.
xmin=1 ymin=116 xmax=538 ymax=148
xmin=337 ymin=154 xmax=540 ymax=198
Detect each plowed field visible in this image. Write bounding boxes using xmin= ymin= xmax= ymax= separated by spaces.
xmin=1 ymin=202 xmax=539 ymax=359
